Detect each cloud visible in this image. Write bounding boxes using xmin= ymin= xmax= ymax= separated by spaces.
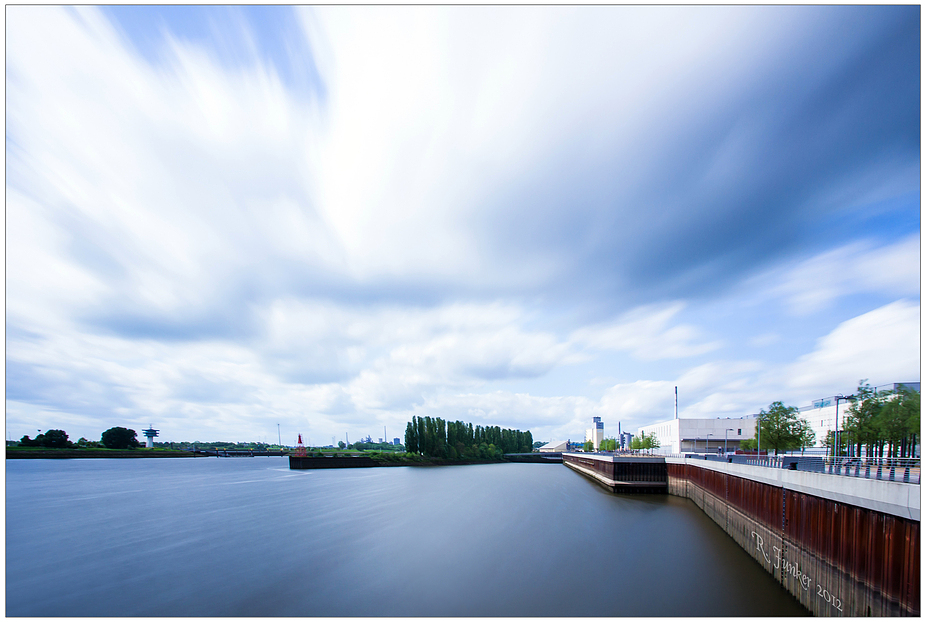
xmin=4 ymin=7 xmax=920 ymax=445
xmin=570 ymin=303 xmax=723 ymax=361
xmin=786 ymin=300 xmax=920 ymax=392
xmin=764 ymin=236 xmax=920 ymax=315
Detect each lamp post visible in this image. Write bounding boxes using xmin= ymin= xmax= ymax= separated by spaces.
xmin=832 ymin=395 xmax=856 ymax=459
xmin=725 ymin=428 xmax=733 ymax=454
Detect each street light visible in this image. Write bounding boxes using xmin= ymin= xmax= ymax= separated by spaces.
xmin=725 ymin=428 xmax=734 ymax=454
xmin=833 ymin=395 xmax=856 ymax=459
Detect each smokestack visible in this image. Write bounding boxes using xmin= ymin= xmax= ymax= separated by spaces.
xmin=675 ymin=386 xmax=678 ymax=419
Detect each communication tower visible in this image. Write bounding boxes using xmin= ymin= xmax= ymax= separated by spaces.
xmin=142 ymin=425 xmax=159 ymax=448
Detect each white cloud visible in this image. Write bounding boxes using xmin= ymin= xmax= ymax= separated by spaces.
xmin=570 ymin=302 xmax=723 ymax=361
xmin=785 ymin=300 xmax=920 ymax=392
xmin=4 ymin=7 xmax=919 ymax=448
xmin=763 ymin=236 xmax=920 ymax=315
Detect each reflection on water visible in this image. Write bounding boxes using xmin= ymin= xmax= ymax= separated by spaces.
xmin=6 ymin=458 xmax=806 ymax=616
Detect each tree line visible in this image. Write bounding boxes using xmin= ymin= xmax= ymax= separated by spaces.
xmin=739 ymin=381 xmax=920 ymax=457
xmin=590 ymin=433 xmax=659 ymax=452
xmin=17 ymin=427 xmax=142 ymax=449
xmin=841 ymin=381 xmax=919 ymax=458
xmin=404 ymin=416 xmax=533 ymax=460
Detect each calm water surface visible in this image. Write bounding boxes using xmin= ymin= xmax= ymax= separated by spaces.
xmin=6 ymin=458 xmax=806 ymax=616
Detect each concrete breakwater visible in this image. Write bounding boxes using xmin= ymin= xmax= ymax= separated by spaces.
xmin=563 ymin=453 xmax=920 ymax=616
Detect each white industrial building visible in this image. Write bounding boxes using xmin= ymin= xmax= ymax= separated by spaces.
xmin=637 ymin=416 xmax=757 ymax=454
xmin=636 ymin=381 xmax=920 ymax=455
xmin=798 ymin=382 xmax=919 ymax=449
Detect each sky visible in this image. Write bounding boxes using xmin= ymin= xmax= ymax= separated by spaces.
xmin=5 ymin=5 xmax=921 ymax=446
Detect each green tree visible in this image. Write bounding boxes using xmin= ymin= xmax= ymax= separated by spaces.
xmin=582 ymin=439 xmax=594 ymax=452
xmin=642 ymin=432 xmax=660 ymax=452
xmin=756 ymin=401 xmax=803 ymax=455
xmin=338 ymin=441 xmax=346 ymax=449
xmin=877 ymin=386 xmax=920 ymax=458
xmin=40 ymin=429 xmax=72 ymax=448
xmin=101 ymin=427 xmax=140 ymax=449
xmin=796 ymin=420 xmax=816 ymax=454
xmin=404 ymin=420 xmax=418 ymax=455
xmin=822 ymin=430 xmax=846 ymax=456
xmin=842 ymin=381 xmax=881 ymax=457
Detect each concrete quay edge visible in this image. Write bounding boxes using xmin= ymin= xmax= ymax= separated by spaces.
xmin=666 ymin=456 xmax=920 ymax=521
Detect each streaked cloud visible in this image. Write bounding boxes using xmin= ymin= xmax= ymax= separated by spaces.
xmin=5 ymin=6 xmax=919 ymax=444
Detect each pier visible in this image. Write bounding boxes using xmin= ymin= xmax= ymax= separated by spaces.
xmin=289 ymin=455 xmax=378 ymax=469
xmin=562 ymin=453 xmax=666 ymax=492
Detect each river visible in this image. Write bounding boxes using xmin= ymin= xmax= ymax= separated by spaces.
xmin=6 ymin=457 xmax=806 ymax=616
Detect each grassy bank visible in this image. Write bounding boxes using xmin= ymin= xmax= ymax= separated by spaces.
xmin=6 ymin=447 xmax=201 ymax=459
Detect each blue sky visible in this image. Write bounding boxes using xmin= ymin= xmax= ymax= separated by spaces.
xmin=6 ymin=6 xmax=920 ymax=445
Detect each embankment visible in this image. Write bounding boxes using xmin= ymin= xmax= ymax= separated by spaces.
xmin=667 ymin=457 xmax=919 ymax=617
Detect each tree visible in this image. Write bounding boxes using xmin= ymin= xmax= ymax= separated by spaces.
xmin=101 ymin=427 xmax=140 ymax=449
xmin=877 ymin=386 xmax=920 ymax=458
xmin=756 ymin=401 xmax=804 ymax=455
xmin=404 ymin=420 xmax=418 ymax=455
xmin=582 ymin=440 xmax=594 ymax=452
xmin=822 ymin=430 xmax=846 ymax=456
xmin=642 ymin=432 xmax=660 ymax=452
xmin=338 ymin=441 xmax=346 ymax=450
xmin=19 ymin=430 xmax=72 ymax=448
xmin=842 ymin=381 xmax=881 ymax=457
xmin=796 ymin=420 xmax=816 ymax=454
xmin=41 ymin=429 xmax=72 ymax=448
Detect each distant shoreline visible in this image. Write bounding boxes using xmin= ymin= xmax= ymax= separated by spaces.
xmin=6 ymin=449 xmax=205 ymax=459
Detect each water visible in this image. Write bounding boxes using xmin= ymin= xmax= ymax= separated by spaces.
xmin=6 ymin=458 xmax=807 ymax=616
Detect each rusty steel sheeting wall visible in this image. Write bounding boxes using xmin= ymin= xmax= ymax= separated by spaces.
xmin=613 ymin=460 xmax=667 ymax=482
xmin=785 ymin=490 xmax=920 ymax=614
xmin=667 ymin=463 xmax=920 ymax=616
xmin=566 ymin=456 xmax=667 ymax=483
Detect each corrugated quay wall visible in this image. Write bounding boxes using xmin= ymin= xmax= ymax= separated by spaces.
xmin=669 ymin=462 xmax=919 ymax=617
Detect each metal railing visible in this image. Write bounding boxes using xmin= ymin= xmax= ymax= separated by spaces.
xmin=673 ymin=452 xmax=920 ymax=484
